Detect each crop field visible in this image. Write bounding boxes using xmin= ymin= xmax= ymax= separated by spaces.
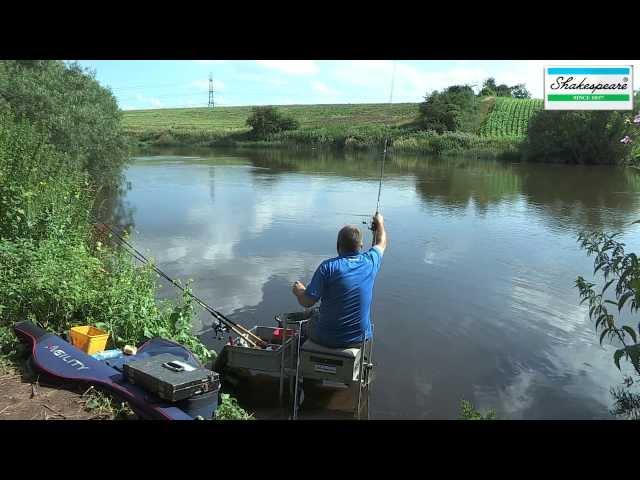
xmin=122 ymin=103 xmax=420 ymax=134
xmin=479 ymin=98 xmax=543 ymax=138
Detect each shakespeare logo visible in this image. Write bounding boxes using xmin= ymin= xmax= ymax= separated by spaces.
xmin=545 ymin=66 xmax=634 ymax=110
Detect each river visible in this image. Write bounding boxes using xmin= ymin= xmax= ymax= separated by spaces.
xmin=117 ymin=147 xmax=640 ymax=419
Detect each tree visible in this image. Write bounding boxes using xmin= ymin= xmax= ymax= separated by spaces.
xmin=511 ymin=84 xmax=531 ymax=99
xmin=495 ymin=84 xmax=512 ymax=97
xmin=479 ymin=78 xmax=530 ymax=98
xmin=245 ymin=106 xmax=299 ymax=139
xmin=0 ymin=61 xmax=127 ymax=190
xmin=480 ymin=77 xmax=497 ymax=97
xmin=418 ymin=85 xmax=477 ymax=133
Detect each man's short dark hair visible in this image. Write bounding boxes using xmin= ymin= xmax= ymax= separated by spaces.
xmin=337 ymin=225 xmax=363 ymax=253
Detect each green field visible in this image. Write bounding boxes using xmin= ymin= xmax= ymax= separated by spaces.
xmin=479 ymin=98 xmax=543 ymax=138
xmin=122 ymin=99 xmax=541 ymax=157
xmin=122 ymin=103 xmax=420 ymax=134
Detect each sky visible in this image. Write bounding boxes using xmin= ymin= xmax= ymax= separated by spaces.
xmin=74 ymin=60 xmax=640 ymax=110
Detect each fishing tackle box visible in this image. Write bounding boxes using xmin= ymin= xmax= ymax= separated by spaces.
xmin=224 ymin=326 xmax=294 ymax=373
xmin=123 ymin=353 xmax=220 ymax=402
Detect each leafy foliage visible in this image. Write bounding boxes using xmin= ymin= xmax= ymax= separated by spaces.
xmin=215 ymin=393 xmax=254 ymax=420
xmin=459 ymin=399 xmax=497 ymax=420
xmin=576 ymin=230 xmax=640 ymax=419
xmin=0 ymin=60 xmax=127 ymax=189
xmin=479 ymin=78 xmax=529 ymax=98
xmin=418 ymin=85 xmax=478 ymax=133
xmin=246 ymin=106 xmax=299 ymax=139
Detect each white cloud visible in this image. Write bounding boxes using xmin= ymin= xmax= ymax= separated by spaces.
xmin=332 ymin=61 xmax=447 ymax=102
xmin=311 ymin=80 xmax=339 ymax=96
xmin=331 ymin=60 xmax=640 ymax=102
xmin=256 ymin=60 xmax=319 ymax=75
xmin=495 ymin=370 xmax=537 ymax=419
xmin=150 ymin=98 xmax=162 ymax=107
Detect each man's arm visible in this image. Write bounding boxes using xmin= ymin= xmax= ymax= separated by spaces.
xmin=292 ymin=281 xmax=318 ymax=308
xmin=372 ymin=212 xmax=387 ymax=254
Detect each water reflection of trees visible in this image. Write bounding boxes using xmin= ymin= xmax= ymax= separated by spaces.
xmin=519 ymin=165 xmax=640 ymax=232
xmin=411 ymin=156 xmax=640 ymax=231
xmin=412 ymin=156 xmax=522 ymax=214
xmin=93 ymin=174 xmax=135 ymax=235
xmin=242 ymin=148 xmax=396 ymax=179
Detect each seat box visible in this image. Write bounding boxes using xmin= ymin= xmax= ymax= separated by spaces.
xmin=300 ymin=340 xmax=362 ymax=384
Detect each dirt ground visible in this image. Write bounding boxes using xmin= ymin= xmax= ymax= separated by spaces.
xmin=0 ymin=367 xmax=113 ymax=420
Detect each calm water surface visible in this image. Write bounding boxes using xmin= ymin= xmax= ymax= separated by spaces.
xmin=119 ymin=147 xmax=640 ymax=419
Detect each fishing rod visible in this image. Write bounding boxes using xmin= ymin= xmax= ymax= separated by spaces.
xmin=369 ymin=60 xmax=396 ymax=247
xmin=95 ymin=222 xmax=266 ymax=348
xmin=25 ymin=158 xmax=267 ymax=348
xmin=356 ymin=62 xmax=397 ymax=416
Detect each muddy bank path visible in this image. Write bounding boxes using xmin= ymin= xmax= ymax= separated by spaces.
xmin=0 ymin=368 xmax=115 ymax=420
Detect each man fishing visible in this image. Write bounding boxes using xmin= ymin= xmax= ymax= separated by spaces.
xmin=291 ymin=212 xmax=387 ymax=349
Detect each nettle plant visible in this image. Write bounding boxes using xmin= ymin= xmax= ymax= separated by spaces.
xmin=576 ymin=232 xmax=640 ymax=418
xmin=575 ymin=112 xmax=640 ymax=419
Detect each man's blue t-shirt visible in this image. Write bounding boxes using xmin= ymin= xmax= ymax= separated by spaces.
xmin=305 ymin=246 xmax=383 ymax=348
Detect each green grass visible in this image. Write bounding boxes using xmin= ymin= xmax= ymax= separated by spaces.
xmin=122 ymin=103 xmax=419 ymax=134
xmin=479 ymin=97 xmax=543 ymax=139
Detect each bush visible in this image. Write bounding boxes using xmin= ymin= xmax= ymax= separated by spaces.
xmin=246 ymin=106 xmax=299 ymax=139
xmin=419 ymin=86 xmax=477 ymax=133
xmin=576 ymin=231 xmax=640 ymax=419
xmin=393 ymin=130 xmax=520 ymax=157
xmin=215 ymin=393 xmax=254 ymax=420
xmin=459 ymin=400 xmax=497 ymax=420
xmin=523 ymin=110 xmax=630 ymax=164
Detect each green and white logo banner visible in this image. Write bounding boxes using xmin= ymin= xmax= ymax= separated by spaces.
xmin=544 ymin=66 xmax=634 ymax=110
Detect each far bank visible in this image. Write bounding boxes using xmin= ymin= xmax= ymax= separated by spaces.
xmin=122 ymin=101 xmax=534 ymax=159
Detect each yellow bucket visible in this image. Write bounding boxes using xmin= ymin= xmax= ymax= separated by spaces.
xmin=69 ymin=326 xmax=110 ymax=355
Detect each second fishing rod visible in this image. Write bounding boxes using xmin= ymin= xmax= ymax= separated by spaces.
xmin=13 ymin=159 xmax=264 ymax=346
xmin=95 ymin=222 xmax=267 ymax=348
